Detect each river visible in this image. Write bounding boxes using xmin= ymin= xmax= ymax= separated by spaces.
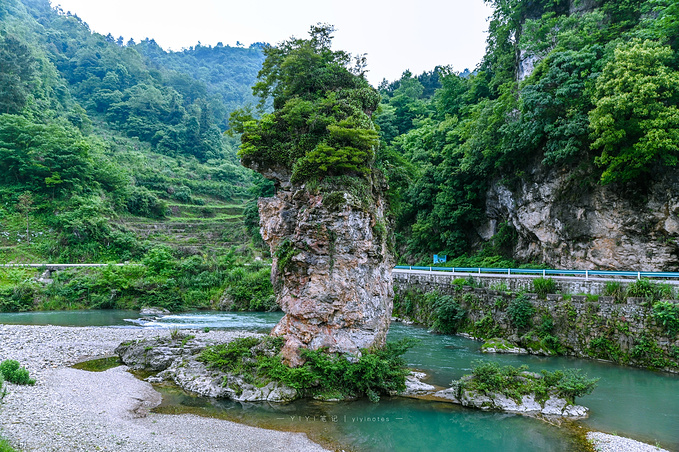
xmin=1 ymin=310 xmax=677 ymax=451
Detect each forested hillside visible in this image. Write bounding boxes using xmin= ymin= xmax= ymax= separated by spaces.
xmin=374 ymin=0 xmax=679 ymax=269
xmin=0 ymin=0 xmax=274 ymax=311
xmin=2 ymin=0 xmax=679 ymax=312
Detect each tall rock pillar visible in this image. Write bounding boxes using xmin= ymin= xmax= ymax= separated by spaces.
xmin=256 ymin=170 xmax=394 ymax=366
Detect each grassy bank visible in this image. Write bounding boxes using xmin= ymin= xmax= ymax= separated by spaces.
xmin=0 ymin=249 xmax=275 ymax=313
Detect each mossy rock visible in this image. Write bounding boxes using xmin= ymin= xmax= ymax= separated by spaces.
xmin=481 ymin=338 xmax=528 ymax=354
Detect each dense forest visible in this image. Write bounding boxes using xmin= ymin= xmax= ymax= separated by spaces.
xmin=0 ymin=0 xmax=273 ymax=311
xmin=374 ymin=0 xmax=679 ymax=266
xmin=1 ymin=0 xmax=678 ymax=311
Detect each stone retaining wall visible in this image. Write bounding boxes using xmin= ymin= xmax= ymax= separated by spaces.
xmin=393 ymin=273 xmax=679 ymax=373
xmin=393 ymin=271 xmax=679 ymax=296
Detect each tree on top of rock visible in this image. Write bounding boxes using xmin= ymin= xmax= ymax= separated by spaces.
xmin=230 ymin=24 xmax=380 ymax=185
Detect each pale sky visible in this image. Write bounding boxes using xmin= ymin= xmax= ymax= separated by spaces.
xmin=52 ymin=0 xmax=493 ymax=86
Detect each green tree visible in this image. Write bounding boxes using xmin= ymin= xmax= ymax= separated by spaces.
xmin=589 ymin=39 xmax=679 ymax=184
xmin=0 ymin=33 xmax=36 ymax=114
xmin=232 ymin=24 xmax=380 ymax=185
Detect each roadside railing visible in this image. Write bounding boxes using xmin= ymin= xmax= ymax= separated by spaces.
xmin=3 ymin=263 xmax=678 ymax=281
xmin=0 ymin=263 xmax=137 ymax=268
xmin=393 ymin=266 xmax=679 ymax=281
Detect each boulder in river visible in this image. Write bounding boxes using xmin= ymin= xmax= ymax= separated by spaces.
xmin=116 ymin=335 xmax=298 ymax=403
xmin=480 ymin=338 xmax=528 ymax=354
xmin=139 ymin=306 xmax=171 ymax=316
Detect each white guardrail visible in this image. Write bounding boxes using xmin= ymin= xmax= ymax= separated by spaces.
xmin=393 ymin=266 xmax=679 ymax=281
xmin=2 ymin=263 xmax=679 ymax=282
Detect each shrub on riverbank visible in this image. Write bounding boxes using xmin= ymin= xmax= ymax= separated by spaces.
xmin=507 ymin=295 xmax=535 ymax=331
xmin=199 ymin=337 xmax=415 ymax=402
xmin=0 ymin=360 xmax=35 ymax=386
xmin=461 ymin=361 xmax=598 ymax=404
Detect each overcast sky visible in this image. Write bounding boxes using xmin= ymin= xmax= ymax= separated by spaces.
xmin=52 ymin=0 xmax=493 ymax=86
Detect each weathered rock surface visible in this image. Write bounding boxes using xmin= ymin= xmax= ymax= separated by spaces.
xmin=115 ymin=336 xmax=205 ymax=371
xmin=404 ymin=370 xmax=589 ymax=418
xmin=482 ymin=169 xmax=679 ymax=271
xmin=481 ymin=338 xmax=528 ymax=354
xmin=139 ymin=306 xmax=171 ymax=316
xmin=255 ymin=175 xmax=394 ymax=366
xmin=155 ymin=357 xmax=297 ymax=402
xmin=400 ymin=371 xmax=437 ymax=396
xmin=424 ymin=370 xmax=590 ymax=418
xmin=455 ymin=389 xmax=588 ymax=417
xmin=116 ymin=337 xmax=298 ymax=403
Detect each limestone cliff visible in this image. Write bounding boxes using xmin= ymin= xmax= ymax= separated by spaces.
xmin=481 ymin=166 xmax=679 ymax=271
xmin=255 ymin=169 xmax=394 ymax=366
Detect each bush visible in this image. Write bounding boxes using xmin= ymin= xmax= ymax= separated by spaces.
xmin=532 ymin=278 xmax=556 ymax=299
xmin=0 ymin=282 xmax=36 ymax=312
xmin=507 ymin=295 xmax=535 ymax=331
xmin=462 ymin=361 xmax=598 ymax=404
xmin=124 ymin=186 xmax=167 ymax=218
xmin=431 ymin=295 xmax=466 ymax=334
xmin=200 ymin=337 xmax=416 ymax=403
xmin=172 ymin=185 xmax=193 ymax=203
xmin=627 ymin=279 xmax=654 ymax=298
xmin=142 ymin=245 xmax=177 ymax=276
xmin=549 ymin=369 xmax=599 ymax=403
xmin=0 ymin=360 xmax=35 ymax=385
xmin=223 ymin=265 xmax=276 ymax=311
xmin=603 ymin=281 xmax=625 ymax=303
xmin=469 ymin=361 xmax=518 ymax=394
xmin=625 ymin=279 xmax=675 ymax=302
xmin=652 ymin=301 xmax=679 ymax=337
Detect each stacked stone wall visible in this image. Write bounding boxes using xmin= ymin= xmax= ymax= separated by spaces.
xmin=393 ymin=273 xmax=679 ymax=373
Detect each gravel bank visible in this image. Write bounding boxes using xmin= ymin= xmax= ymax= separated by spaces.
xmin=0 ymin=324 xmax=329 ymax=452
xmin=587 ymin=432 xmax=669 ymax=452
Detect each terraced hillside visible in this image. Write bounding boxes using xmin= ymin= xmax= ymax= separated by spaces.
xmin=117 ymin=200 xmax=250 ymax=256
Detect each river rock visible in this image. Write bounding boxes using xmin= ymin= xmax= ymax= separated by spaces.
xmin=456 ymin=388 xmax=588 ymax=417
xmin=253 ymin=172 xmax=394 ymax=366
xmin=115 ymin=336 xmax=205 ymax=371
xmin=481 ymin=338 xmax=528 ymax=354
xmin=117 ymin=336 xmax=298 ymax=403
xmin=400 ymin=371 xmax=436 ymax=396
xmin=430 ymin=371 xmax=589 ymax=418
xmin=139 ymin=306 xmax=171 ymax=316
xmin=432 ymin=387 xmax=460 ymax=403
xmin=457 ymin=388 xmax=587 ymax=417
xmin=155 ymin=357 xmax=297 ymax=402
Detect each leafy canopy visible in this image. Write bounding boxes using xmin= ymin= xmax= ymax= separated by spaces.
xmin=590 ymin=39 xmax=679 ymax=184
xmin=232 ymin=24 xmax=380 ymax=185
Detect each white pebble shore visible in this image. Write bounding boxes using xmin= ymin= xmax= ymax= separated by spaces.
xmin=0 ymin=324 xmax=329 ymax=452
xmin=587 ymin=432 xmax=670 ymax=452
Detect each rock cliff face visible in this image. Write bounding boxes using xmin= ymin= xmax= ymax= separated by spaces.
xmin=482 ymin=167 xmax=679 ymax=271
xmin=256 ymin=172 xmax=394 ymax=366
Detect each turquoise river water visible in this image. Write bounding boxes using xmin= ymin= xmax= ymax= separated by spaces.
xmin=1 ymin=310 xmax=677 ymax=452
